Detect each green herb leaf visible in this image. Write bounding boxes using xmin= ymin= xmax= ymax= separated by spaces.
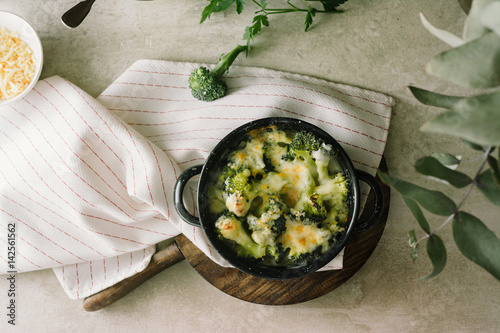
xmin=403 ymin=198 xmax=431 ymax=234
xmin=235 ymin=0 xmax=245 ymax=14
xmin=243 ymin=14 xmax=269 ymax=55
xmin=432 ymin=153 xmax=461 ymax=168
xmin=453 ymin=211 xmax=500 ymax=280
xmin=422 ymin=91 xmax=500 ymax=146
xmin=304 ymin=6 xmax=316 ymax=32
xmin=415 ymin=234 xmax=447 ymax=281
xmin=319 ymin=0 xmax=348 ymax=11
xmin=378 ymin=172 xmax=457 ymax=216
xmin=409 ymin=86 xmax=462 ymax=109
xmin=260 ymin=0 xmax=267 ymax=11
xmin=477 ymin=169 xmax=500 ymax=206
xmin=415 ymin=156 xmax=472 ymax=188
xmin=201 ymin=0 xmax=219 ymax=23
xmin=426 ymin=32 xmax=500 ymax=88
xmin=212 ymin=0 xmax=236 ymax=12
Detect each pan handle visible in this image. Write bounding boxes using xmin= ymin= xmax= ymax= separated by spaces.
xmin=174 ymin=165 xmax=203 ymax=227
xmin=352 ymin=170 xmax=384 ymax=233
xmin=82 ymin=241 xmax=185 ymax=311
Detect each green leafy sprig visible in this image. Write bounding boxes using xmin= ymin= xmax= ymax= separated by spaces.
xmin=381 ymin=0 xmax=500 ymax=281
xmin=200 ymin=0 xmax=347 ymax=53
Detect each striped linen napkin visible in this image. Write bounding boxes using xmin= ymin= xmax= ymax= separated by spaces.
xmin=0 ymin=60 xmax=394 ymax=299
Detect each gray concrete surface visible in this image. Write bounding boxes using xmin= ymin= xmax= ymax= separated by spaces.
xmin=1 ymin=0 xmax=499 ymax=332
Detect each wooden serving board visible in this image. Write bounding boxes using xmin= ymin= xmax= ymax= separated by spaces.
xmin=83 ymin=160 xmax=389 ymax=310
xmin=176 ymin=160 xmax=390 ymax=305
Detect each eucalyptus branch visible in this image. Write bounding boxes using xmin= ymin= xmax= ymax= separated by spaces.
xmin=416 ymin=146 xmax=493 ymax=245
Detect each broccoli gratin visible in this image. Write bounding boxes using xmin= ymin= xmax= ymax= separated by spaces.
xmin=209 ymin=125 xmax=349 ymax=266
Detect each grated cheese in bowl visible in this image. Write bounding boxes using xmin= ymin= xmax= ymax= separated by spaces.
xmin=0 ymin=26 xmax=36 ymax=101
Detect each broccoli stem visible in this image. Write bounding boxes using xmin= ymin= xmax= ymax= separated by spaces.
xmin=210 ymin=44 xmax=247 ymax=79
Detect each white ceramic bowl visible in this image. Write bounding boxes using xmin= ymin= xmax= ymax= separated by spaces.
xmin=0 ymin=11 xmax=43 ymax=107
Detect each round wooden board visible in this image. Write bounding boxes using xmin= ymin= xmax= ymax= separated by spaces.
xmin=175 ymin=159 xmax=390 ymax=305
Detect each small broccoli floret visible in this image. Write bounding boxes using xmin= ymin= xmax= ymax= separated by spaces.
xmin=215 ymin=211 xmax=266 ymax=260
xmin=222 ymin=168 xmax=258 ymax=217
xmin=224 ymin=168 xmax=253 ymax=195
xmin=189 ymin=44 xmax=247 ymax=102
xmin=247 ymin=195 xmax=287 ymax=245
xmin=283 ymin=131 xmax=324 ymax=162
xmin=247 ymin=195 xmax=288 ymax=263
xmin=294 ymin=192 xmax=328 ymax=223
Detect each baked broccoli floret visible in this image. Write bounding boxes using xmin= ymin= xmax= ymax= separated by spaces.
xmin=224 ymin=168 xmax=253 ymax=195
xmin=215 ymin=211 xmax=266 ymax=260
xmin=247 ymin=195 xmax=287 ymax=243
xmin=189 ymin=44 xmax=246 ymax=102
xmin=223 ymin=168 xmax=257 ymax=217
xmin=246 ymin=195 xmax=288 ymax=262
xmin=294 ymin=192 xmax=328 ymax=223
xmin=283 ymin=131 xmax=324 ymax=162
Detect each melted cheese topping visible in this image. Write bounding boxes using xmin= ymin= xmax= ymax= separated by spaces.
xmin=225 ymin=191 xmax=252 ymax=217
xmin=280 ymin=216 xmax=330 ymax=256
xmin=230 ymin=139 xmax=266 ymax=175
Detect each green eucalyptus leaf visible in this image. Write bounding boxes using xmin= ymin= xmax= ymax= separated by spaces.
xmin=426 ymin=32 xmax=500 ymax=89
xmin=463 ymin=0 xmax=498 ymax=41
xmin=453 ymin=211 xmax=500 ymax=280
xmin=432 ymin=153 xmax=461 ymax=168
xmin=411 ymin=246 xmax=419 ymax=263
xmin=461 ymin=138 xmax=487 ymax=151
xmin=479 ymin=1 xmax=500 ymax=35
xmin=409 ymin=86 xmax=462 ymax=109
xmin=477 ymin=169 xmax=500 ymax=206
xmin=409 ymin=229 xmax=418 ymax=247
xmin=378 ymin=172 xmax=456 ymax=216
xmin=419 ymin=12 xmax=464 ymax=47
xmin=415 ymin=156 xmax=472 ymax=188
xmin=422 ymin=92 xmax=500 ymax=146
xmin=498 ymin=148 xmax=500 ymax=177
xmin=403 ymin=197 xmax=431 ymax=234
xmin=494 ymin=47 xmax=500 ymax=87
xmin=409 ymin=229 xmax=419 ymax=263
xmin=415 ymin=234 xmax=447 ymax=281
xmin=487 ymin=155 xmax=500 ymax=184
